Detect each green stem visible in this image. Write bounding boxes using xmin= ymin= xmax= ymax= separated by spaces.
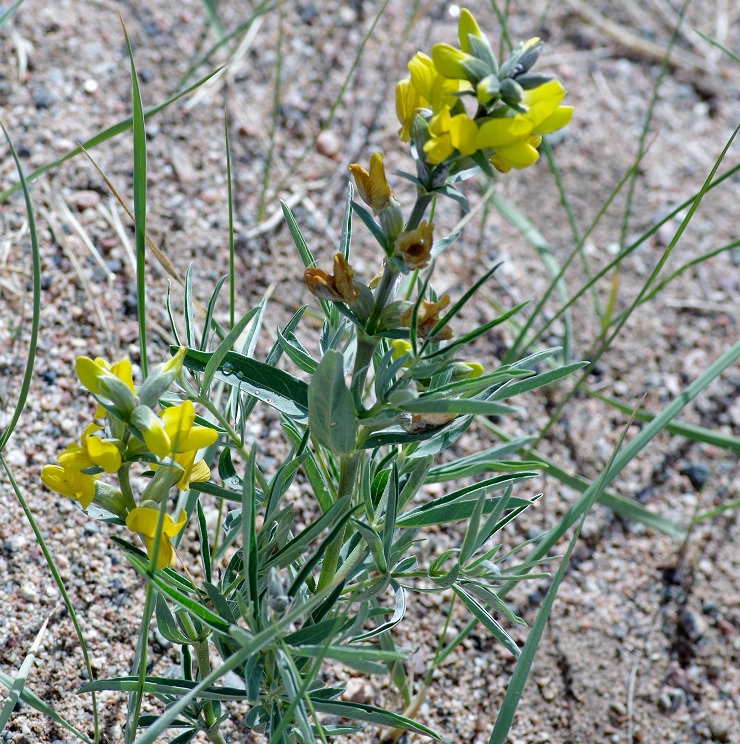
xmin=117 ymin=464 xmax=138 ymax=512
xmin=178 ymin=615 xmax=226 ymax=744
xmin=406 ymin=192 xmax=433 ymax=232
xmin=126 ymin=583 xmax=155 ymax=743
xmin=317 ymin=452 xmax=362 ymax=592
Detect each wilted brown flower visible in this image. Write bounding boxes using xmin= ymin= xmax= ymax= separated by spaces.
xmin=304 ymin=253 xmax=361 ymax=305
xmin=395 ymin=221 xmax=434 ymax=271
xmin=400 ymin=294 xmax=453 ymax=340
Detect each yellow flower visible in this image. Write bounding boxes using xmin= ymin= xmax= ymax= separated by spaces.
xmin=58 ymin=422 xmax=122 ymax=474
xmin=133 ymin=399 xmax=217 ymax=461
xmin=76 ymin=356 xmax=136 ymax=417
xmin=395 ymin=78 xmax=427 ymax=142
xmin=408 ymin=52 xmax=469 ymax=112
xmin=431 ymin=43 xmax=482 ymax=81
xmin=125 ymin=507 xmax=187 ymax=569
xmin=41 ymin=464 xmax=97 ymax=509
xmin=305 ymin=253 xmax=362 ymax=305
xmin=463 ymin=361 xmax=484 ymax=378
xmin=400 ymin=295 xmax=453 ymax=341
xmin=348 ymin=153 xmax=393 ymax=214
xmin=476 ymin=114 xmax=539 ymax=171
xmin=423 ymin=108 xmax=479 ymax=165
xmin=162 ymin=401 xmax=218 ymax=453
xmin=525 ymin=80 xmax=573 ymax=135
xmin=395 ymin=221 xmax=434 ymax=271
xmin=390 ymin=340 xmax=413 ymax=364
xmin=458 ymin=8 xmax=483 ymax=53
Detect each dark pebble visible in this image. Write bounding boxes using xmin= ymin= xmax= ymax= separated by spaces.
xmin=680 ymin=607 xmax=708 ymax=641
xmin=680 ymin=462 xmax=710 ymax=490
xmin=40 ymin=369 xmax=58 ymax=384
xmin=34 ymin=87 xmax=57 ymax=109
xmin=299 ymin=2 xmax=319 ymax=23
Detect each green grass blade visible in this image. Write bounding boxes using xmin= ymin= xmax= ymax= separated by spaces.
xmin=0 ymin=669 xmax=93 ymax=743
xmin=0 ymin=125 xmax=41 ymax=453
xmin=0 ymin=456 xmax=99 ymax=742
xmin=535 ymin=121 xmax=739 ymax=445
xmin=585 ymin=387 xmax=740 ymax=454
xmin=492 ymin=193 xmax=574 ymax=360
xmin=198 ymin=0 xmax=225 ymax=40
xmin=257 ymin=0 xmax=284 ymax=220
xmin=225 ymin=112 xmax=235 ymax=328
xmin=0 ymin=0 xmax=24 ymax=29
xmin=525 ymin=163 xmax=740 ymax=355
xmin=501 ymin=338 xmax=740 ymax=595
xmin=693 ymin=27 xmax=740 ymax=63
xmin=0 ymin=611 xmax=52 ymax=730
xmin=489 ymin=404 xmax=639 ymax=743
xmin=122 ymin=21 xmax=149 ymax=376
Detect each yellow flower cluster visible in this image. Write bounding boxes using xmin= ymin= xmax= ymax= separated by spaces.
xmin=41 ymin=349 xmax=218 ymax=569
xmin=395 ymin=8 xmax=573 ymax=171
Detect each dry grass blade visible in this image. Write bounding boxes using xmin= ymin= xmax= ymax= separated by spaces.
xmin=185 ymin=16 xmax=264 ymax=109
xmin=53 ymin=193 xmax=113 ymax=282
xmin=563 ymin=0 xmax=715 ymax=75
xmin=43 ymin=206 xmax=116 ymax=355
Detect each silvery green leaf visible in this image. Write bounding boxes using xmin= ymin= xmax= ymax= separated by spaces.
xmin=308 ymin=350 xmax=356 ymax=454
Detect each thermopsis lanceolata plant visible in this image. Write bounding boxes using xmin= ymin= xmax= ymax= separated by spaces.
xmin=36 ymin=9 xmax=583 ymax=743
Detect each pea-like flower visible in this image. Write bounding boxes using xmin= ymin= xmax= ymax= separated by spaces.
xmin=395 ymin=221 xmax=434 ymax=271
xmin=395 ymin=78 xmax=428 ymax=143
xmin=348 ymin=153 xmax=393 ymax=215
xmin=76 ymin=356 xmax=137 ymax=418
xmin=134 ymin=400 xmax=218 ymax=463
xmin=304 ymin=253 xmax=362 ymax=306
xmin=58 ymin=422 xmax=122 ymax=474
xmin=125 ymin=506 xmax=187 ymax=569
xmin=41 ymin=463 xmax=97 ymax=509
xmin=400 ymin=295 xmax=453 ymax=341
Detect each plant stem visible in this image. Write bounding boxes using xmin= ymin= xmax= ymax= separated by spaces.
xmin=178 ymin=614 xmax=226 ymax=744
xmin=317 ymin=452 xmax=362 ymax=592
xmin=406 ymin=193 xmax=433 ymax=232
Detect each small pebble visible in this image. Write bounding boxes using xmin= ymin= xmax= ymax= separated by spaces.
xmin=6 ymin=535 xmax=27 ymax=554
xmin=707 ymin=714 xmax=731 ymax=741
xmin=20 ymin=583 xmax=38 ymax=601
xmin=4 ymin=449 xmax=25 ymax=467
xmin=83 ymin=78 xmax=98 ymax=93
xmin=72 ymin=190 xmax=101 ymax=210
xmin=316 ymin=130 xmax=341 ymax=159
xmin=680 ymin=607 xmax=708 ymax=642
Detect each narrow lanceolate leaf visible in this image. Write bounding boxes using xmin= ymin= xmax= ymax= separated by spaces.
xmin=181 ymin=347 xmax=308 ymax=420
xmin=201 ymin=305 xmax=261 ymax=392
xmin=489 ymin=362 xmax=588 ymax=400
xmin=352 ymin=582 xmax=406 ymax=642
xmin=126 ymin=555 xmax=232 ymax=636
xmin=309 ymin=700 xmax=441 ymax=740
xmin=426 ymin=437 xmax=538 ymax=482
xmin=398 ymin=397 xmax=517 ymax=416
xmin=79 ymin=676 xmax=247 ymax=700
xmin=453 ymin=585 xmax=520 ymax=659
xmin=308 ymin=350 xmax=357 ymax=454
xmin=398 ymin=474 xmax=537 ymax=528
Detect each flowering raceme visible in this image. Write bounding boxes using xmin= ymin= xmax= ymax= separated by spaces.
xmin=396 ymin=8 xmax=572 ymax=172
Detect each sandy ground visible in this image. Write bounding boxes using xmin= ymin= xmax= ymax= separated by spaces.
xmin=1 ymin=1 xmax=739 ymax=742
